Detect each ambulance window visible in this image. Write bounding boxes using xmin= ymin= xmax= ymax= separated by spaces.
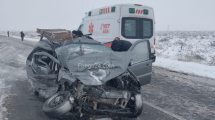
xmin=143 ymin=20 xmax=153 ymax=38
xmin=123 ymin=19 xmax=137 ymax=37
xmin=122 ymin=17 xmax=153 ymax=39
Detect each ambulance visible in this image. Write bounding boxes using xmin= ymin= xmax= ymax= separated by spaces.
xmin=78 ymin=4 xmax=156 ymax=61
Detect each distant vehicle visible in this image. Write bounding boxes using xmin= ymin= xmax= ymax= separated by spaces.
xmin=79 ymin=4 xmax=156 ymax=61
xmin=26 ymin=29 xmax=152 ymax=119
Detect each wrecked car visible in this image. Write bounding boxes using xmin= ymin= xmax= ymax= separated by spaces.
xmin=26 ymin=29 xmax=152 ymax=119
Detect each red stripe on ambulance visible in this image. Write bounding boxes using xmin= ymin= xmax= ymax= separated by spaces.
xmin=136 ymin=9 xmax=143 ymax=14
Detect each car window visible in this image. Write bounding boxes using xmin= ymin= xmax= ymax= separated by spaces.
xmin=131 ymin=41 xmax=149 ymax=64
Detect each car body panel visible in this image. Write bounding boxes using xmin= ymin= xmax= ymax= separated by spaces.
xmin=128 ymin=40 xmax=152 ymax=85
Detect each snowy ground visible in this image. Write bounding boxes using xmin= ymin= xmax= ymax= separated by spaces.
xmin=156 ymin=31 xmax=215 ymax=66
xmin=0 ymin=31 xmax=39 ymax=42
xmin=154 ymin=31 xmax=215 ymax=79
xmin=0 ymin=80 xmax=7 ymax=120
xmin=154 ymin=57 xmax=215 ymax=79
xmin=0 ymin=35 xmax=34 ymax=120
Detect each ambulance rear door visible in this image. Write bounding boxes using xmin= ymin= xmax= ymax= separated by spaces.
xmin=119 ymin=5 xmax=155 ymax=54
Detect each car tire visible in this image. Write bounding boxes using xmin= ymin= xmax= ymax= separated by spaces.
xmin=127 ymin=94 xmax=143 ymax=118
xmin=42 ymin=91 xmax=73 ymax=118
xmin=133 ymin=94 xmax=143 ymax=117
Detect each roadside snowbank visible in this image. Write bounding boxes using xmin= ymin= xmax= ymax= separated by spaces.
xmin=154 ymin=57 xmax=215 ymax=79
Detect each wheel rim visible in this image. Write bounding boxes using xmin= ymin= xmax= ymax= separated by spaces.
xmin=47 ymin=92 xmax=68 ymax=108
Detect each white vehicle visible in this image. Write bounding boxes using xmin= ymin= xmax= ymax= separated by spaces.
xmin=78 ymin=4 xmax=156 ymax=61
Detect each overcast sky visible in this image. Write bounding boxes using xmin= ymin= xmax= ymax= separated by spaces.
xmin=0 ymin=0 xmax=214 ymax=31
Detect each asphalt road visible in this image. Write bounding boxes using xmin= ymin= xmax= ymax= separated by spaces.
xmin=1 ymin=35 xmax=215 ymax=120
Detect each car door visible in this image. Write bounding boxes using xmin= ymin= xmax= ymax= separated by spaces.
xmin=128 ymin=40 xmax=152 ymax=86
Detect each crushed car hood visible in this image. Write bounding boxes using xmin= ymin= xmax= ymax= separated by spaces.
xmin=55 ymin=42 xmax=131 ymax=86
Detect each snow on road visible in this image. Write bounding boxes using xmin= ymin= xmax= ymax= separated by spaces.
xmin=0 ymin=79 xmax=7 ymax=120
xmin=0 ymin=35 xmax=34 ymax=119
xmin=143 ymin=67 xmax=215 ymax=120
xmin=154 ymin=57 xmax=215 ymax=79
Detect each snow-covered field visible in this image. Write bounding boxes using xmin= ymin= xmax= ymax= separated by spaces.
xmin=156 ymin=31 xmax=215 ymax=66
xmin=155 ymin=31 xmax=215 ymax=79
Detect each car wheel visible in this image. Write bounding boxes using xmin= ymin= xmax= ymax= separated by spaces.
xmin=42 ymin=91 xmax=73 ymax=117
